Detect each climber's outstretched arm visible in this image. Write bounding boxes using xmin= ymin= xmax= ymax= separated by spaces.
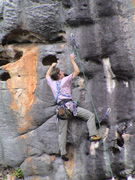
xmin=45 ymin=63 xmax=57 ymax=79
xmin=70 ymin=53 xmax=80 ymax=79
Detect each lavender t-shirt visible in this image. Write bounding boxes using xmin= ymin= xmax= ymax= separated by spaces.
xmin=47 ymin=74 xmax=73 ymax=104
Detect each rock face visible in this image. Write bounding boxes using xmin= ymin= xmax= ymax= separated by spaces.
xmin=0 ymin=0 xmax=135 ymax=179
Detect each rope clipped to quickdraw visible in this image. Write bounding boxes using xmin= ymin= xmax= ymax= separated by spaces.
xmin=70 ymin=33 xmax=114 ymax=179
xmin=100 ymin=108 xmax=111 ymax=122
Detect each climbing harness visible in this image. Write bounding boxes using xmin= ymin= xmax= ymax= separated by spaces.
xmin=55 ymin=80 xmax=71 ymax=118
xmin=56 ymin=99 xmax=73 ymax=120
xmin=71 ymin=33 xmax=114 ymax=179
xmin=55 ymin=80 xmax=77 ymax=121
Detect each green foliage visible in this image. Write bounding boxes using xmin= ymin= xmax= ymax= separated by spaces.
xmin=12 ymin=168 xmax=24 ymax=179
xmin=4 ymin=175 xmax=7 ymax=180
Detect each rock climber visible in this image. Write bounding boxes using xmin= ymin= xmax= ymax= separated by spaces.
xmin=46 ymin=53 xmax=101 ymax=161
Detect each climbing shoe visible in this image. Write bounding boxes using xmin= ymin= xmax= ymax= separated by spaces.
xmin=89 ymin=135 xmax=101 ymax=142
xmin=61 ymin=154 xmax=69 ymax=161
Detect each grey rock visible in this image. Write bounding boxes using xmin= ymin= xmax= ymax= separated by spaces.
xmin=0 ymin=0 xmax=135 ymax=180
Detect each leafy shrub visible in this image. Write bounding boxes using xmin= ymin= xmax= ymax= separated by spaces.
xmin=12 ymin=168 xmax=24 ymax=179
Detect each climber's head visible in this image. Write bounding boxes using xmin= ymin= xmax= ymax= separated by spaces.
xmin=51 ymin=67 xmax=64 ymax=80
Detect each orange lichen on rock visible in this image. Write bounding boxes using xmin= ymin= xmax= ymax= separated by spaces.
xmin=29 ymin=178 xmax=39 ymax=180
xmin=51 ymin=155 xmax=56 ymax=162
xmin=20 ymin=134 xmax=28 ymax=140
xmin=132 ymin=0 xmax=135 ymax=23
xmin=22 ymin=155 xmax=55 ymax=178
xmin=133 ymin=0 xmax=135 ymax=7
xmin=122 ymin=134 xmax=130 ymax=142
xmin=3 ymin=45 xmax=38 ymax=134
xmin=24 ymin=157 xmax=35 ymax=175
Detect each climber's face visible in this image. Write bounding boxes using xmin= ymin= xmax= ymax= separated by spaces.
xmin=58 ymin=70 xmax=65 ymax=80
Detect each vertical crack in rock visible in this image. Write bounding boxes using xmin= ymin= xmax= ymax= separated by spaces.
xmin=102 ymin=57 xmax=116 ymax=94
xmin=3 ymin=45 xmax=38 ymax=134
xmin=64 ymin=145 xmax=74 ymax=179
xmin=122 ymin=134 xmax=131 ymax=172
xmin=116 ymin=123 xmax=127 ymax=148
xmin=90 ymin=141 xmax=99 ymax=156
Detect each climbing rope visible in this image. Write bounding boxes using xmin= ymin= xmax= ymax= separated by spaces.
xmin=71 ymin=33 xmax=114 ymax=179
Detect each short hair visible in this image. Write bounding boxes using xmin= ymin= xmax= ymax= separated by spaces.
xmin=50 ymin=67 xmax=60 ymax=80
